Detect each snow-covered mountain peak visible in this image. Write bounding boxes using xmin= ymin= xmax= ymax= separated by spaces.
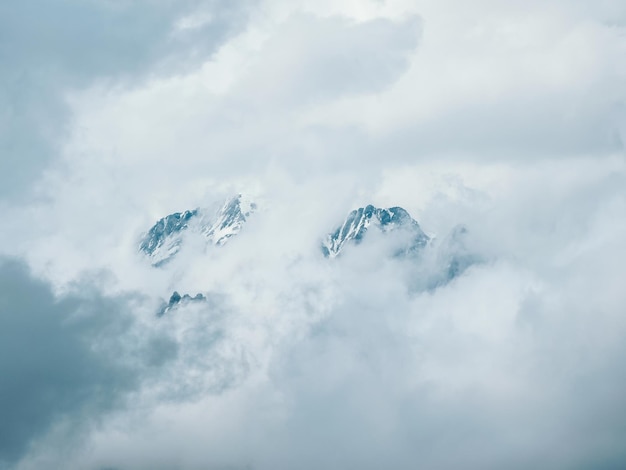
xmin=202 ymin=194 xmax=256 ymax=246
xmin=322 ymin=204 xmax=430 ymax=258
xmin=139 ymin=209 xmax=198 ymax=266
xmin=139 ymin=194 xmax=256 ymax=266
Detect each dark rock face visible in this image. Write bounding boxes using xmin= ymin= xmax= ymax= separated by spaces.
xmin=139 ymin=195 xmax=255 ymax=266
xmin=322 ymin=205 xmax=430 ymax=258
xmin=142 ymin=199 xmax=480 ymax=316
xmin=157 ymin=291 xmax=207 ymax=316
xmin=139 ymin=210 xmax=197 ymax=264
xmin=438 ymin=224 xmax=482 ymax=285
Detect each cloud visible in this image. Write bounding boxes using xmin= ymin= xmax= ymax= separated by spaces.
xmin=0 ymin=259 xmax=177 ymax=468
xmin=233 ymin=14 xmax=421 ymax=107
xmin=22 ymin=0 xmax=620 ymax=218
xmin=299 ymin=0 xmax=626 ymax=162
xmin=0 ymin=0 xmax=252 ymax=200
xmin=1 ymin=0 xmax=626 ymax=468
xmin=7 ymin=155 xmax=623 ymax=469
xmin=0 ymin=260 xmax=125 ymax=465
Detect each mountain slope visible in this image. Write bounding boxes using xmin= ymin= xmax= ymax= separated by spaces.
xmin=139 ymin=195 xmax=255 ymax=266
xmin=201 ymin=195 xmax=256 ymax=246
xmin=322 ymin=205 xmax=430 ymax=258
xmin=157 ymin=291 xmax=206 ymax=316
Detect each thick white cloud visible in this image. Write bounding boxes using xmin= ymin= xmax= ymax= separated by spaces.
xmin=1 ymin=0 xmax=625 ymax=469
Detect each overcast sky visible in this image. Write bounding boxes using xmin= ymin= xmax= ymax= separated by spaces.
xmin=1 ymin=1 xmax=625 ymax=469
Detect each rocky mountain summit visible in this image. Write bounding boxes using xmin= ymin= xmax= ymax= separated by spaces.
xmin=321 ymin=205 xmax=430 ymax=258
xmin=140 ymin=197 xmax=478 ymax=314
xmin=139 ymin=194 xmax=256 ymax=266
xmin=157 ymin=291 xmax=206 ymax=317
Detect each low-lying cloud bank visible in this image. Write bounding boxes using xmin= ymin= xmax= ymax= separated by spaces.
xmin=5 ymin=157 xmax=626 ymax=469
xmin=0 ymin=260 xmax=172 ymax=468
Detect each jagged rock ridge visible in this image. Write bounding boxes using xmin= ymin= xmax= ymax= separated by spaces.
xmin=322 ymin=205 xmax=430 ymax=258
xmin=157 ymin=291 xmax=206 ymax=316
xmin=139 ymin=195 xmax=255 ymax=266
xmin=141 ymin=199 xmax=479 ymax=315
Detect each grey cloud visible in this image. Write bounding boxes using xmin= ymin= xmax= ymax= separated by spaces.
xmin=273 ymin=77 xmax=625 ymax=178
xmin=29 ymin=0 xmax=624 ymax=198
xmin=0 ymin=0 xmax=252 ymax=200
xmin=235 ymin=14 xmax=421 ymax=108
xmin=368 ymin=93 xmax=624 ymax=162
xmin=0 ymin=259 xmax=176 ymax=468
